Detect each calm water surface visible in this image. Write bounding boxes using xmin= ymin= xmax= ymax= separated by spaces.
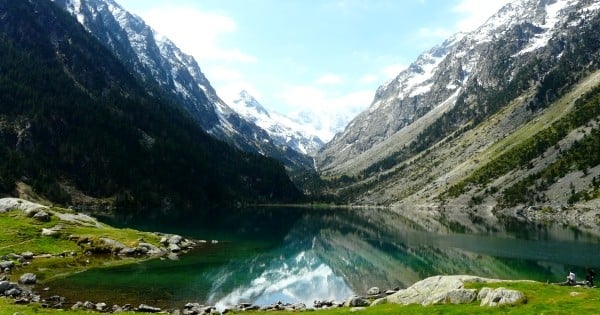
xmin=44 ymin=207 xmax=600 ymax=310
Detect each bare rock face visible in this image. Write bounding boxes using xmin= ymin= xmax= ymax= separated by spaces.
xmin=0 ymin=198 xmax=48 ymax=214
xmin=478 ymin=287 xmax=524 ymax=306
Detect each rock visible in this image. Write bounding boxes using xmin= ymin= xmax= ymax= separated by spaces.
xmin=137 ymin=304 xmax=162 ymax=313
xmin=477 ymin=287 xmax=491 ymax=301
xmin=137 ymin=243 xmax=163 ymax=256
xmin=20 ymin=252 xmax=34 ymax=260
xmin=71 ymin=301 xmax=84 ymax=310
xmin=100 ymin=238 xmax=127 ymax=253
xmin=0 ymin=280 xmax=10 ymax=293
xmin=0 ymin=261 xmax=15 ymax=269
xmin=96 ymin=302 xmax=108 ymax=312
xmin=169 ymin=243 xmax=181 ymax=252
xmin=350 ymin=307 xmax=366 ymax=312
xmin=384 ymin=289 xmax=397 ymax=295
xmin=385 ymin=275 xmax=506 ymax=306
xmin=32 ymin=210 xmax=51 ymax=222
xmin=367 ymin=287 xmax=381 ymax=295
xmin=83 ymin=301 xmax=96 ymax=310
xmin=5 ymin=287 xmax=22 ymax=297
xmin=0 ymin=198 xmax=48 ymax=214
xmin=345 ymin=296 xmax=370 ymax=307
xmin=446 ymin=289 xmax=477 ymax=304
xmin=18 ymin=273 xmax=36 ymax=285
xmin=371 ymin=298 xmax=387 ymax=306
xmin=119 ymin=247 xmax=138 ymax=256
xmin=41 ymin=226 xmax=61 ymax=237
xmin=479 ymin=287 xmax=524 ymax=306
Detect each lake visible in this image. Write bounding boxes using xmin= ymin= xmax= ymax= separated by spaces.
xmin=43 ymin=206 xmax=600 ymax=310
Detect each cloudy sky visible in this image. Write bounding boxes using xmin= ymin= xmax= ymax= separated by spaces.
xmin=118 ymin=0 xmax=510 ymax=138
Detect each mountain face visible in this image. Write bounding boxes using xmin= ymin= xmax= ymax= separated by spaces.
xmin=314 ymin=0 xmax=600 ymax=225
xmin=51 ymin=0 xmax=314 ymax=170
xmin=230 ymin=91 xmax=325 ymax=156
xmin=0 ymin=0 xmax=302 ymax=212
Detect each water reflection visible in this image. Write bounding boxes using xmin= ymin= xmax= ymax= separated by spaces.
xmin=46 ymin=207 xmax=600 ymax=309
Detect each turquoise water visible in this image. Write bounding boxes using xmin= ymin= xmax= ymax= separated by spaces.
xmin=44 ymin=207 xmax=600 ymax=310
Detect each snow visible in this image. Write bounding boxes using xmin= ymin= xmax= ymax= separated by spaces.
xmin=517 ymin=0 xmax=571 ymax=55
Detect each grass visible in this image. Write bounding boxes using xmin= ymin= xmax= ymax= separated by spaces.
xmin=0 ymin=206 xmax=162 ymax=283
xmin=1 ymin=280 xmax=599 ymax=314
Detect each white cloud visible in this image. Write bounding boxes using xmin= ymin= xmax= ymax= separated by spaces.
xmin=137 ymin=6 xmax=256 ymax=64
xmin=453 ymin=0 xmax=512 ymax=32
xmin=316 ymin=74 xmax=343 ymax=85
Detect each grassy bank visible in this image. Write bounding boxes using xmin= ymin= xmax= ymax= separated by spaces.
xmin=1 ymin=280 xmax=599 ymax=314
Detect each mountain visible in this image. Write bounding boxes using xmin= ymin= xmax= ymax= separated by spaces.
xmin=314 ymin=0 xmax=600 ymax=224
xmin=229 ymin=90 xmax=325 ymax=156
xmin=0 ymin=0 xmax=302 ymax=212
xmin=52 ymin=0 xmax=314 ymax=170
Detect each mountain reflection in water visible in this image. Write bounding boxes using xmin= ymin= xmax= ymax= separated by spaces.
xmin=46 ymin=207 xmax=600 ymax=309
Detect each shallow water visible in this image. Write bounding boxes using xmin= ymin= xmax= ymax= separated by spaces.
xmin=44 ymin=207 xmax=600 ymax=310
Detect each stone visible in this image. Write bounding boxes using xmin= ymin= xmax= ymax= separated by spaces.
xmin=5 ymin=287 xmax=22 ymax=297
xmin=96 ymin=302 xmax=108 ymax=312
xmin=41 ymin=227 xmax=60 ymax=237
xmin=446 ymin=289 xmax=477 ymax=304
xmin=169 ymin=243 xmax=181 ymax=252
xmin=371 ymin=298 xmax=387 ymax=306
xmin=367 ymin=287 xmax=381 ymax=295
xmin=71 ymin=301 xmax=84 ymax=310
xmin=137 ymin=304 xmax=162 ymax=313
xmin=477 ymin=287 xmax=491 ymax=301
xmin=0 ymin=280 xmax=10 ymax=293
xmin=0 ymin=261 xmax=15 ymax=269
xmin=83 ymin=301 xmax=96 ymax=309
xmin=345 ymin=296 xmax=370 ymax=307
xmin=385 ymin=275 xmax=506 ymax=306
xmin=137 ymin=243 xmax=163 ymax=256
xmin=32 ymin=210 xmax=51 ymax=222
xmin=384 ymin=290 xmax=397 ymax=295
xmin=100 ymin=238 xmax=127 ymax=252
xmin=479 ymin=287 xmax=524 ymax=306
xmin=350 ymin=307 xmax=366 ymax=312
xmin=20 ymin=252 xmax=34 ymax=260
xmin=18 ymin=273 xmax=37 ymax=285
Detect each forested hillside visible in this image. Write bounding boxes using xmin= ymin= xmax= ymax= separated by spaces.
xmin=0 ymin=0 xmax=302 ymax=214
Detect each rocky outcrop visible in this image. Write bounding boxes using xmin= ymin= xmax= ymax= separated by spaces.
xmin=0 ymin=198 xmax=48 ymax=214
xmin=378 ymin=275 xmax=525 ymax=307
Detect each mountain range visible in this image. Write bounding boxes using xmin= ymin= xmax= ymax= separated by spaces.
xmin=315 ymin=0 xmax=600 ymax=227
xmin=52 ymin=0 xmax=316 ymax=170
xmin=0 ymin=0 xmax=302 ymax=212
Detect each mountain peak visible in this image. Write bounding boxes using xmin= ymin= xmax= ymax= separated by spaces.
xmin=234 ymin=90 xmax=270 ymax=117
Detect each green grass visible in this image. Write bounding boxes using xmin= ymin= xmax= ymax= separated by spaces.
xmin=0 ymin=206 xmax=161 ymax=283
xmin=2 ymin=281 xmax=598 ymax=314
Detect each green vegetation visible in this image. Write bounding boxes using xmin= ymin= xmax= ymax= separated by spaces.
xmin=0 ymin=0 xmax=302 ymax=214
xmin=1 ymin=280 xmax=599 ymax=314
xmin=0 ymin=206 xmax=162 ymax=282
xmin=447 ymin=83 xmax=600 ymax=199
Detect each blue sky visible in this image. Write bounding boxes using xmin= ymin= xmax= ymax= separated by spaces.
xmin=118 ymin=0 xmax=509 ymax=134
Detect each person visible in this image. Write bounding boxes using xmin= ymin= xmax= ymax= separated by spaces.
xmin=586 ymin=268 xmax=596 ymax=287
xmin=567 ymin=271 xmax=576 ymax=285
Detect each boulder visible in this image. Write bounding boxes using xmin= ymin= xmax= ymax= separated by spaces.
xmin=367 ymin=287 xmax=381 ymax=295
xmin=446 ymin=289 xmax=477 ymax=304
xmin=137 ymin=243 xmax=163 ymax=256
xmin=0 ymin=198 xmax=48 ymax=214
xmin=385 ymin=275 xmax=509 ymax=306
xmin=479 ymin=287 xmax=524 ymax=306
xmin=0 ymin=280 xmax=10 ymax=293
xmin=5 ymin=287 xmax=22 ymax=297
xmin=138 ymin=304 xmax=162 ymax=313
xmin=0 ymin=260 xmax=15 ymax=269
xmin=32 ymin=210 xmax=51 ymax=222
xmin=345 ymin=296 xmax=370 ymax=307
xmin=19 ymin=273 xmax=37 ymax=285
xmin=168 ymin=243 xmax=181 ymax=252
xmin=21 ymin=252 xmax=35 ymax=260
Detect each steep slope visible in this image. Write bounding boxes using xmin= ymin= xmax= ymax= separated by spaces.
xmin=0 ymin=0 xmax=302 ymax=212
xmin=313 ymin=0 xmax=600 ymax=226
xmin=52 ymin=0 xmax=314 ymax=170
xmin=229 ymin=90 xmax=325 ymax=156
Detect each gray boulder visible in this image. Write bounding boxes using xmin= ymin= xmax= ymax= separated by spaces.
xmin=367 ymin=287 xmax=381 ymax=295
xmin=0 ymin=260 xmax=15 ymax=269
xmin=0 ymin=280 xmax=10 ymax=293
xmin=446 ymin=289 xmax=477 ymax=304
xmin=345 ymin=296 xmax=370 ymax=307
xmin=479 ymin=287 xmax=524 ymax=306
xmin=32 ymin=210 xmax=51 ymax=222
xmin=21 ymin=252 xmax=35 ymax=260
xmin=138 ymin=304 xmax=162 ymax=312
xmin=19 ymin=273 xmax=37 ymax=285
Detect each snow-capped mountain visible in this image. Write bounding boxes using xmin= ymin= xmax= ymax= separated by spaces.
xmin=53 ymin=0 xmax=314 ymax=170
xmin=317 ymin=0 xmax=600 ymax=172
xmin=229 ymin=91 xmax=325 ymax=156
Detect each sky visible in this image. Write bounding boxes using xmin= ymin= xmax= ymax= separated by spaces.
xmin=118 ymin=0 xmax=510 ymax=140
